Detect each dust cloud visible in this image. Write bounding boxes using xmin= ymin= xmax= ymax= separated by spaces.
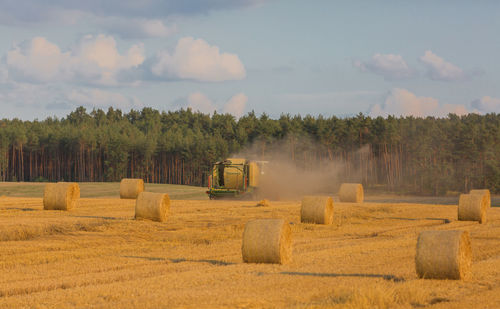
xmin=230 ymin=137 xmax=366 ymax=200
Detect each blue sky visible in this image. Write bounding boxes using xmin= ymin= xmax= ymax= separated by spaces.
xmin=0 ymin=0 xmax=499 ymax=120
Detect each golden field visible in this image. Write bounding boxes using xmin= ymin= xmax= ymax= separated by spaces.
xmin=0 ymin=185 xmax=499 ymax=308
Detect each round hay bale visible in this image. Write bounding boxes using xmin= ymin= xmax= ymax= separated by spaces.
xmin=300 ymin=196 xmax=334 ymax=225
xmin=135 ymin=192 xmax=170 ymax=222
xmin=415 ymin=230 xmax=471 ymax=280
xmin=338 ymin=183 xmax=364 ymax=203
xmin=458 ymin=193 xmax=488 ymax=223
xmin=256 ymin=199 xmax=270 ymax=207
xmin=120 ymin=178 xmax=145 ymax=199
xmin=470 ymin=189 xmax=491 ymax=209
xmin=242 ymin=218 xmax=292 ymax=264
xmin=43 ymin=182 xmax=80 ymax=210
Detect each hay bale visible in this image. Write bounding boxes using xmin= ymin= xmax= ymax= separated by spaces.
xmin=458 ymin=193 xmax=488 ymax=223
xmin=415 ymin=230 xmax=472 ymax=280
xmin=301 ymin=196 xmax=334 ymax=225
xmin=135 ymin=192 xmax=170 ymax=222
xmin=339 ymin=183 xmax=364 ymax=203
xmin=256 ymin=199 xmax=270 ymax=207
xmin=242 ymin=218 xmax=292 ymax=264
xmin=470 ymin=189 xmax=491 ymax=209
xmin=120 ymin=178 xmax=145 ymax=199
xmin=43 ymin=182 xmax=80 ymax=210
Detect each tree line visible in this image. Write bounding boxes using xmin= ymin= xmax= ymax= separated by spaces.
xmin=0 ymin=106 xmax=498 ymax=195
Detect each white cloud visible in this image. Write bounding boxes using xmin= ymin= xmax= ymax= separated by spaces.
xmin=223 ymin=93 xmax=247 ymax=118
xmin=72 ymin=34 xmax=145 ymax=85
xmin=439 ymin=104 xmax=470 ymax=116
xmin=471 ymin=96 xmax=500 ymax=113
xmin=183 ymin=91 xmax=247 ymax=116
xmin=419 ymin=50 xmax=466 ymax=81
xmin=369 ymin=88 xmax=471 ymax=118
xmin=97 ymin=17 xmax=177 ymax=39
xmin=2 ymin=34 xmax=246 ymax=104
xmin=66 ymin=88 xmax=143 ymax=110
xmin=354 ymin=53 xmax=415 ymax=80
xmin=187 ymin=92 xmax=216 ymax=114
xmin=7 ymin=37 xmax=67 ymax=83
xmin=5 ymin=35 xmax=145 ymax=86
xmin=151 ymin=37 xmax=246 ymax=82
xmin=4 ymin=35 xmax=245 ymax=85
xmin=75 ymin=35 xmax=144 ymax=70
xmin=355 ymin=51 xmax=481 ymax=82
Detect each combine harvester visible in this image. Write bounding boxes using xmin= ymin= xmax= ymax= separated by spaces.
xmin=206 ymin=158 xmax=267 ymax=199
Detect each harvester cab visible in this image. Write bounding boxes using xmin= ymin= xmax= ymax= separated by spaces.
xmin=206 ymin=158 xmax=265 ymax=199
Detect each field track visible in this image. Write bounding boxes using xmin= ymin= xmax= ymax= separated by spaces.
xmin=0 ymin=194 xmax=500 ymax=308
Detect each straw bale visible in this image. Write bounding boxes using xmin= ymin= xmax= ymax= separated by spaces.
xmin=43 ymin=182 xmax=80 ymax=210
xmin=339 ymin=183 xmax=364 ymax=203
xmin=470 ymin=189 xmax=491 ymax=208
xmin=242 ymin=219 xmax=292 ymax=264
xmin=415 ymin=230 xmax=471 ymax=280
xmin=120 ymin=178 xmax=145 ymax=199
xmin=135 ymin=192 xmax=170 ymax=222
xmin=300 ymin=196 xmax=334 ymax=225
xmin=458 ymin=193 xmax=488 ymax=223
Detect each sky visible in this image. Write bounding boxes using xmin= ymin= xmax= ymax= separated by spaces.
xmin=0 ymin=0 xmax=499 ymax=120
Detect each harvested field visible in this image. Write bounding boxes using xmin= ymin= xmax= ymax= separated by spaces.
xmin=0 ymin=182 xmax=208 ymax=199
xmin=0 ymin=192 xmax=500 ymax=307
